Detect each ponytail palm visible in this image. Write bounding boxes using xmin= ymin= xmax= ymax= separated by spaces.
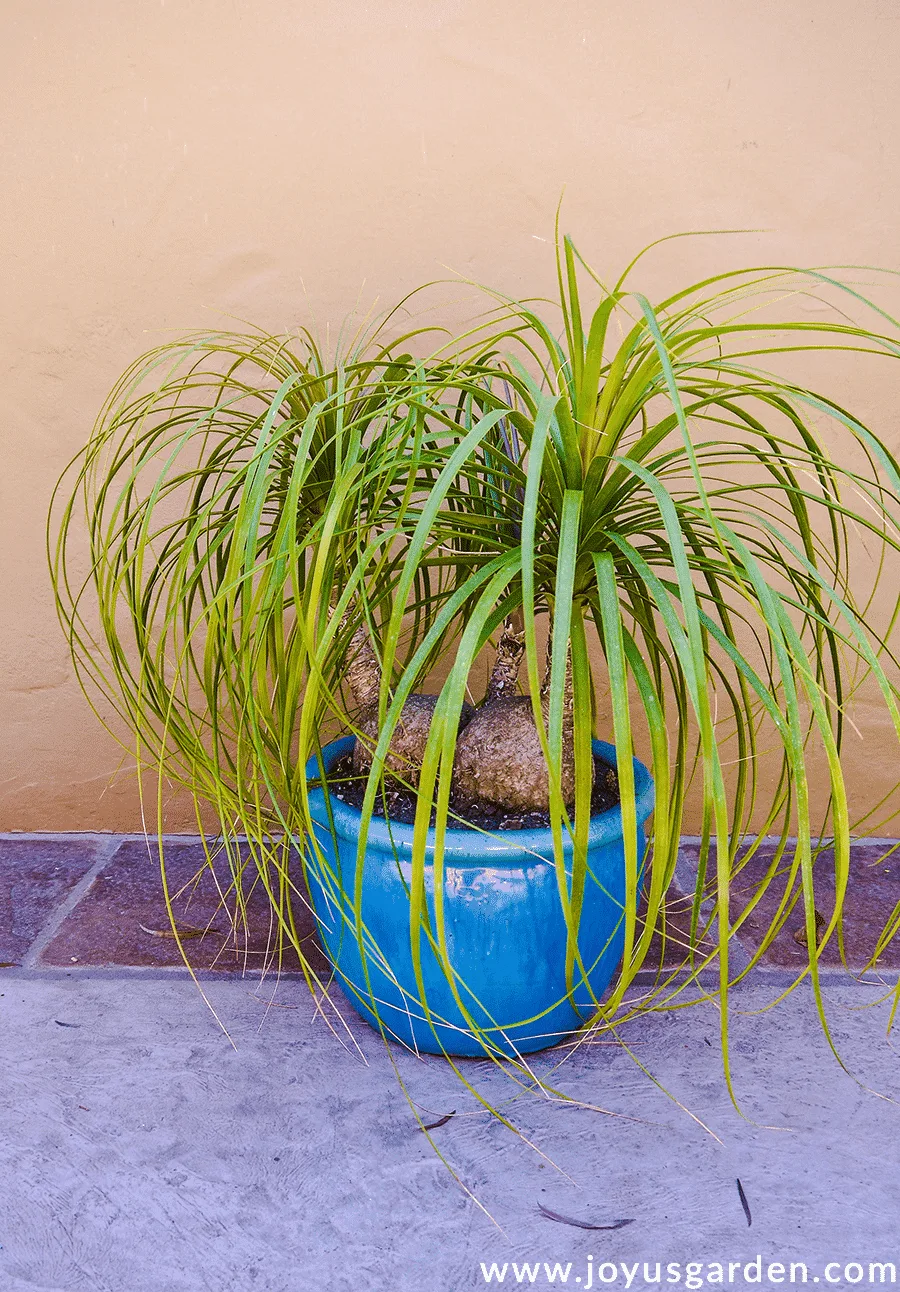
xmin=397 ymin=238 xmax=900 ymax=1059
xmin=51 ymin=238 xmax=900 ymax=1081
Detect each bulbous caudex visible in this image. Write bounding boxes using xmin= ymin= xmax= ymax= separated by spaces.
xmin=450 ymin=614 xmax=588 ymax=813
xmin=343 ymin=615 xmax=474 ymax=785
xmin=343 ymin=607 xmax=589 ymax=814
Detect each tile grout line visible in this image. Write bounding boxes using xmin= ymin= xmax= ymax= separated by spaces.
xmin=0 ymin=832 xmax=220 ymax=843
xmin=3 ymin=962 xmax=896 ymax=988
xmin=21 ymin=835 xmax=125 ymax=969
xmin=678 ymin=835 xmax=900 ymax=847
xmin=5 ymin=831 xmax=899 ymax=848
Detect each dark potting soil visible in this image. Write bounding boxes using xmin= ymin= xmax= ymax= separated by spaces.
xmin=320 ymin=751 xmax=620 ymax=832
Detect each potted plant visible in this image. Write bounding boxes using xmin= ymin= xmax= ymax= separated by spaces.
xmin=51 ymin=234 xmax=900 ymax=1074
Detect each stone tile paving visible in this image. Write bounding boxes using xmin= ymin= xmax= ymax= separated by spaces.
xmin=678 ymin=837 xmax=900 ymax=969
xmin=641 ymin=886 xmax=720 ymax=971
xmin=0 ymin=838 xmax=104 ymax=964
xmin=2 ymin=835 xmax=898 ymax=974
xmin=40 ymin=837 xmax=329 ymax=973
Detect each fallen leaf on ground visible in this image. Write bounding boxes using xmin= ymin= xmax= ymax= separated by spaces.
xmin=139 ymin=923 xmax=219 ymax=939
xmin=538 ymin=1204 xmax=634 ymax=1231
xmin=792 ymin=910 xmax=827 ymax=948
xmin=418 ymin=1112 xmax=456 ymax=1132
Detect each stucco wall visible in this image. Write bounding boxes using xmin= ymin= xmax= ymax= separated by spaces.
xmin=3 ymin=0 xmax=900 ymax=830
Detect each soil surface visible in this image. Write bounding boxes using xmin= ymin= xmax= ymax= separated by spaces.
xmin=320 ymin=750 xmax=620 ymax=831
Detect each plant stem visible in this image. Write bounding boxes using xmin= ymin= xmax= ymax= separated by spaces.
xmin=342 ymin=614 xmax=382 ymax=713
xmin=485 ymin=611 xmax=525 ymax=701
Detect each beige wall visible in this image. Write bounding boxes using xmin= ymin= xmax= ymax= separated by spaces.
xmin=3 ymin=0 xmax=900 ymax=830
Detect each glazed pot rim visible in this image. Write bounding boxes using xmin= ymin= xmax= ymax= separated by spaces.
xmin=305 ymin=736 xmax=654 ymax=865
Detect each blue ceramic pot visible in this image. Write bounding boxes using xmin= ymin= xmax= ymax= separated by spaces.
xmin=305 ymin=736 xmax=653 ymax=1057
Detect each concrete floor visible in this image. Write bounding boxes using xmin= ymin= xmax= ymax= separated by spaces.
xmin=2 ymin=969 xmax=899 ymax=1292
